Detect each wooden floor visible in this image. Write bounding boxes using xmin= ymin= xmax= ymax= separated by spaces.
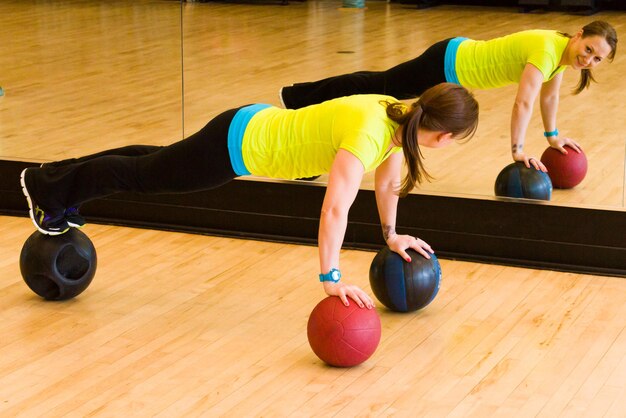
xmin=1 ymin=1 xmax=625 ymax=207
xmin=1 ymin=215 xmax=625 ymax=416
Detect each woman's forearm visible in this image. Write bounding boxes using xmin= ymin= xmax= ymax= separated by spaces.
xmin=318 ymin=206 xmax=348 ymax=274
xmin=510 ymin=98 xmax=534 ymax=157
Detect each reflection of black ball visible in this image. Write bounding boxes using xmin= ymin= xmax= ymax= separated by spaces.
xmin=19 ymin=229 xmax=97 ymax=300
xmin=494 ymin=162 xmax=552 ymax=200
xmin=369 ymin=246 xmax=441 ymax=312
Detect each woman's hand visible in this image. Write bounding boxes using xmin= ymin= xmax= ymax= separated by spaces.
xmin=547 ymin=135 xmax=582 ymax=154
xmin=386 ymin=233 xmax=434 ymax=262
xmin=513 ymin=151 xmax=547 ymax=172
xmin=323 ymin=281 xmax=374 ymax=309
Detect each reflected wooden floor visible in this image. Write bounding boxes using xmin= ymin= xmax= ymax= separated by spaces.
xmin=1 ymin=1 xmax=625 ymax=207
xmin=1 ymin=215 xmax=625 ymax=416
xmin=0 ymin=0 xmax=183 ymax=161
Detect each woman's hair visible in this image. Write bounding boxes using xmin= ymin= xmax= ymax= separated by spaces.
xmin=384 ymin=82 xmax=479 ymax=197
xmin=561 ymin=20 xmax=618 ymax=94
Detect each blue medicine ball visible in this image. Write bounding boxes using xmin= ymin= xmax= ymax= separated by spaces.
xmin=494 ymin=162 xmax=552 ymax=200
xmin=369 ymin=246 xmax=441 ymax=312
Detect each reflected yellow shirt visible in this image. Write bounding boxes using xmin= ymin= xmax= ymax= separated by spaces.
xmin=456 ymin=30 xmax=569 ymax=89
xmin=241 ymin=95 xmax=402 ymax=179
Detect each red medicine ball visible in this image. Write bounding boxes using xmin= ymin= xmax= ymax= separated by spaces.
xmin=307 ymin=296 xmax=381 ymax=367
xmin=540 ymin=145 xmax=588 ymax=189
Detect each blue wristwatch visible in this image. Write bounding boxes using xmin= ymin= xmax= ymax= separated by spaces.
xmin=319 ymin=268 xmax=341 ymax=283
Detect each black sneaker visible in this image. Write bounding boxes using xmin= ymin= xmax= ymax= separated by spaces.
xmin=65 ymin=207 xmax=86 ymax=228
xmin=20 ymin=168 xmax=69 ymax=235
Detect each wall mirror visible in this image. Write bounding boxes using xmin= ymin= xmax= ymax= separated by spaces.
xmin=181 ymin=1 xmax=625 ymax=209
xmin=1 ymin=1 xmax=624 ymax=215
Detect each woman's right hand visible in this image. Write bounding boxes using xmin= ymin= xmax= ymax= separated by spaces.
xmin=323 ymin=281 xmax=374 ymax=309
xmin=547 ymin=135 xmax=582 ymax=154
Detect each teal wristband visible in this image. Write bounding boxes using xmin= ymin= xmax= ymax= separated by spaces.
xmin=319 ymin=268 xmax=341 ymax=283
xmin=544 ymin=129 xmax=558 ymax=137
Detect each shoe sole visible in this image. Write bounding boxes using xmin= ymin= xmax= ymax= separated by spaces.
xmin=20 ymin=168 xmax=68 ymax=236
xmin=67 ymin=221 xmax=85 ymax=229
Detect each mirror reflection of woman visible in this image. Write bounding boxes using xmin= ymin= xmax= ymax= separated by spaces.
xmin=20 ymin=83 xmax=479 ymax=308
xmin=280 ymin=21 xmax=617 ymax=171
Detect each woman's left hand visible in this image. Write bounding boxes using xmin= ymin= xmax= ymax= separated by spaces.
xmin=513 ymin=152 xmax=547 ymax=172
xmin=386 ymin=234 xmax=434 ymax=262
xmin=547 ymin=136 xmax=582 ymax=154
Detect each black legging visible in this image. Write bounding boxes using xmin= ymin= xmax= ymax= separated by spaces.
xmin=281 ymin=38 xmax=451 ymax=109
xmin=29 ymin=107 xmax=241 ymax=212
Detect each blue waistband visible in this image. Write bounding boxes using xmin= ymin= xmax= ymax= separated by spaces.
xmin=227 ymin=103 xmax=271 ymax=176
xmin=444 ymin=37 xmax=468 ymax=85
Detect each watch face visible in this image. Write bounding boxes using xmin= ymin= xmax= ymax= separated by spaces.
xmin=331 ymin=270 xmax=340 ymax=282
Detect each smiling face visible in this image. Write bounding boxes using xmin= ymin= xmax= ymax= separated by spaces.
xmin=564 ymin=32 xmax=613 ymax=70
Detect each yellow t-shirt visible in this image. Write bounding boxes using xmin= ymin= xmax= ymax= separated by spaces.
xmin=241 ymin=95 xmax=402 ymax=179
xmin=456 ymin=30 xmax=569 ymax=89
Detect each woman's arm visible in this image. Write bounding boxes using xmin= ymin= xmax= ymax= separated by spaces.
xmin=511 ymin=63 xmax=547 ymax=171
xmin=318 ymin=148 xmax=374 ymax=309
xmin=540 ymin=72 xmax=582 ymax=154
xmin=374 ymin=151 xmax=433 ymax=261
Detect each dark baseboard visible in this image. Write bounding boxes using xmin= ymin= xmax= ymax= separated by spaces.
xmin=2 ymin=159 xmax=624 ymax=277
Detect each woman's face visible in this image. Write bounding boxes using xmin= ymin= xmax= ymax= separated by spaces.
xmin=566 ymin=32 xmax=612 ymax=70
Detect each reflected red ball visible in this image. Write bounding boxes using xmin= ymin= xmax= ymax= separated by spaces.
xmin=540 ymin=146 xmax=588 ymax=189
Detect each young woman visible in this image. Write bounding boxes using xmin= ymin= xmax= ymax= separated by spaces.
xmin=20 ymin=83 xmax=479 ymax=308
xmin=280 ymin=21 xmax=617 ymax=171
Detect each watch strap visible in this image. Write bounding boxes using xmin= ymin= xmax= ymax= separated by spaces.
xmin=319 ymin=268 xmax=341 ymax=283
